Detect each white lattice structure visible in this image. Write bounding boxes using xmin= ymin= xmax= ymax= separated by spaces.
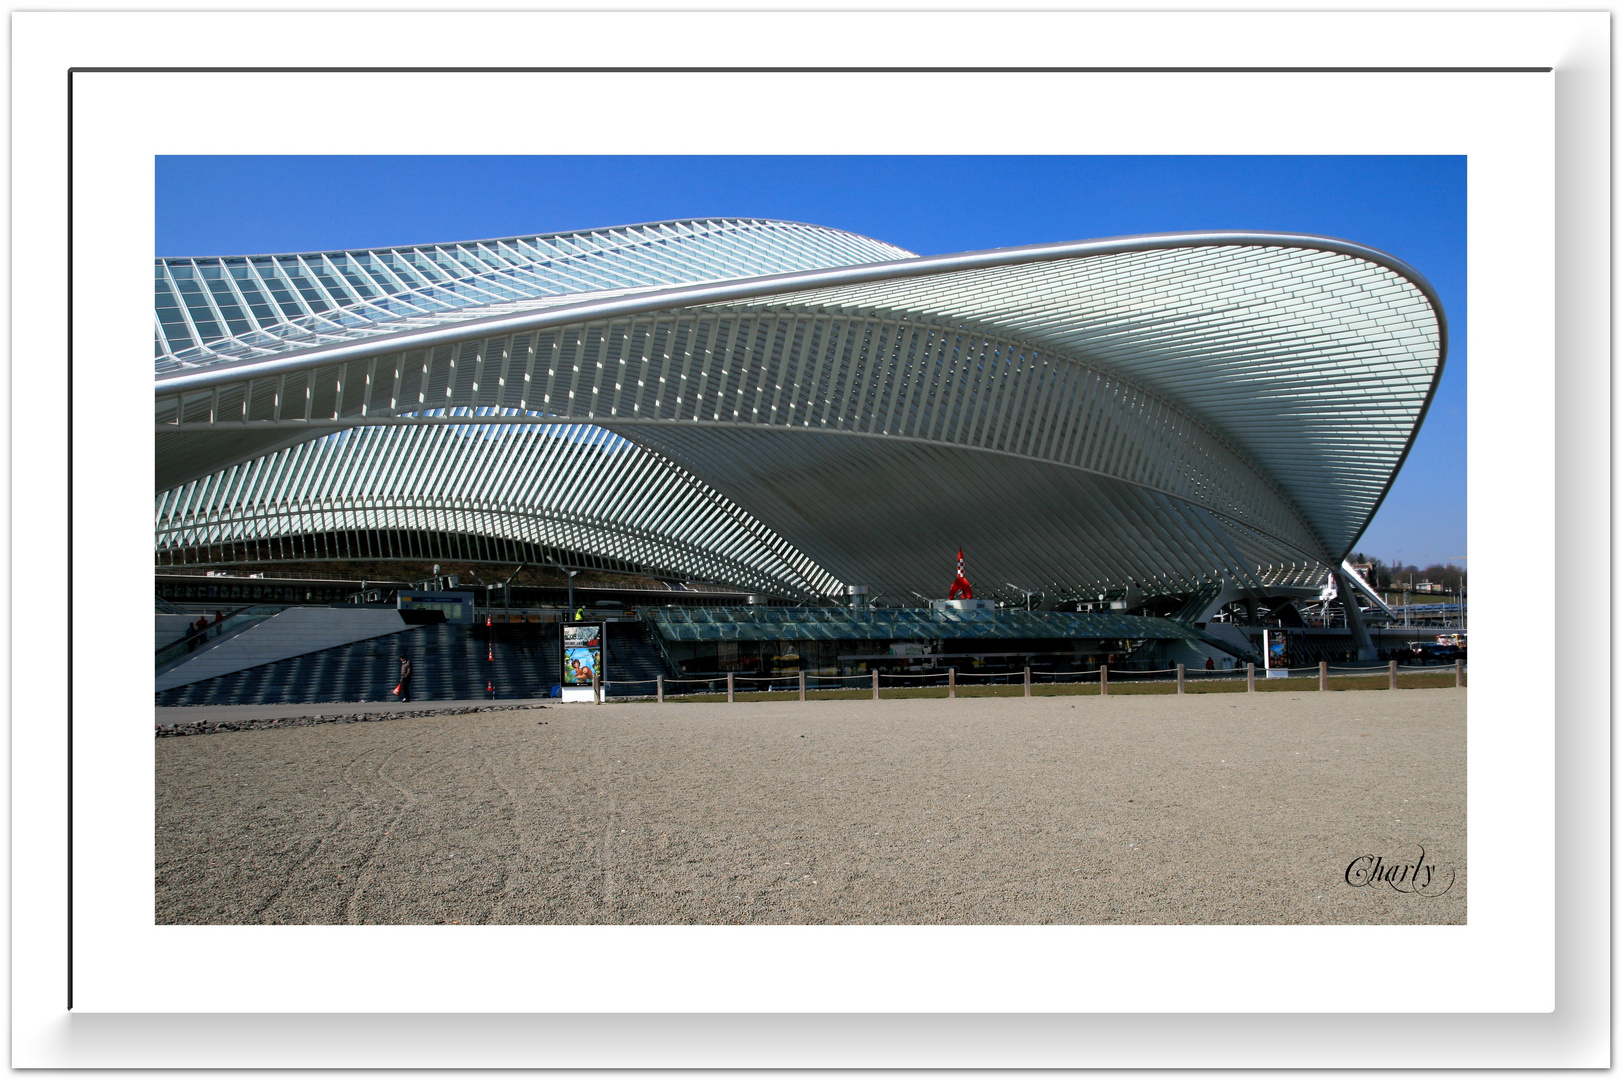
xmin=154 ymin=219 xmax=1446 ymax=604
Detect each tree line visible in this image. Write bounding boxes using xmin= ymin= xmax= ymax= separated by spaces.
xmin=1346 ymin=553 xmax=1467 ymax=593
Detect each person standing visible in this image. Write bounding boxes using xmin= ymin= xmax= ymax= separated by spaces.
xmin=396 ymin=654 xmax=413 ymax=703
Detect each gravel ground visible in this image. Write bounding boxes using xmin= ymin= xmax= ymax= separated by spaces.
xmin=155 ymin=689 xmax=1465 ymax=925
xmin=156 ymin=703 xmax=549 ymax=737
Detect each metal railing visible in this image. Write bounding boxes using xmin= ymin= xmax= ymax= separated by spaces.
xmin=155 ymin=606 xmax=281 ymax=671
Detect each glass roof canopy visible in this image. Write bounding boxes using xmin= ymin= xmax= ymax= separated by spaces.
xmin=155 ymin=218 xmax=909 ymax=373
xmin=646 ymin=605 xmax=1234 ymax=647
xmin=154 ymin=219 xmax=1445 ymax=606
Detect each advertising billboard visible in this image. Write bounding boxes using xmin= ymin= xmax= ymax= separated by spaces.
xmin=1263 ymin=628 xmax=1290 ymax=677
xmin=561 ymin=622 xmax=603 ymax=702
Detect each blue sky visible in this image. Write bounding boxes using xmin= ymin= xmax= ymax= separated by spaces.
xmin=157 ymin=155 xmax=1466 ymax=569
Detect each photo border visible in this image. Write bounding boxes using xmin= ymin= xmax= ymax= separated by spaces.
xmin=13 ymin=8 xmax=1608 ymax=1067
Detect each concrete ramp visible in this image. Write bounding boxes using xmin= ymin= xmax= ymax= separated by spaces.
xmin=157 ymin=608 xmax=413 ymax=692
xmin=1196 ymin=622 xmax=1260 ymax=662
xmin=1131 ymin=635 xmax=1239 ymax=669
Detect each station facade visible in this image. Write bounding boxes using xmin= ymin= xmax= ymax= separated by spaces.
xmin=154 ymin=217 xmax=1446 ymax=672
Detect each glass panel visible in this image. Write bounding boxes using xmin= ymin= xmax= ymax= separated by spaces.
xmin=166 ymin=264 xmax=222 ymax=342
xmin=399 ymin=251 xmax=443 ymax=282
xmin=275 ymin=258 xmax=330 ymax=312
xmin=201 ymin=265 xmax=252 ymax=336
xmin=350 ymin=252 xmax=401 ymax=294
xmin=229 ymin=265 xmax=280 ymax=326
xmin=254 ymin=263 xmax=307 ymax=317
xmin=153 ymin=270 xmax=195 ymax=351
xmin=326 ymin=254 xmax=376 ymax=299
xmin=306 ymin=258 xmax=355 ymax=307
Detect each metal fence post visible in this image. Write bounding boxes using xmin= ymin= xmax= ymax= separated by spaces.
xmin=1455 ymin=658 xmax=1463 ymax=687
xmin=726 ymin=672 xmax=735 ymax=703
xmin=1319 ymin=661 xmax=1328 ymax=692
xmin=1246 ymin=663 xmax=1255 ymax=692
xmin=1100 ymin=664 xmax=1109 ymax=696
xmin=1024 ymin=666 xmax=1032 ymax=697
xmin=1388 ymin=660 xmax=1398 ymax=691
xmin=1176 ymin=663 xmax=1185 ymax=694
xmin=948 ymin=667 xmax=956 ymax=699
xmin=656 ymin=675 xmax=664 ymax=703
xmin=799 ymin=670 xmax=807 ymax=701
xmin=872 ymin=670 xmax=880 ymax=700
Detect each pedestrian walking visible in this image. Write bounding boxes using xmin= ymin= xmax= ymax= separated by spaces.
xmin=396 ymin=654 xmax=413 ymax=702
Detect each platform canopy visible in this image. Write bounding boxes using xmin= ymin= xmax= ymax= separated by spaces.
xmin=154 ymin=217 xmax=1446 ymax=605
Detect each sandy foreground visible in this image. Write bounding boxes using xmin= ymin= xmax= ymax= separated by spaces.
xmin=155 ymin=689 xmax=1465 ymax=924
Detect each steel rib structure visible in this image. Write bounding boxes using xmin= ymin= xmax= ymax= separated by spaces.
xmin=154 ymin=218 xmax=1446 ymax=605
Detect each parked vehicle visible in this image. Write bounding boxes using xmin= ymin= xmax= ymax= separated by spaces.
xmin=1406 ymin=641 xmax=1461 ymax=664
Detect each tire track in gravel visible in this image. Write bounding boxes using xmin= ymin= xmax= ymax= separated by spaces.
xmin=247 ymin=737 xmax=387 ymax=923
xmin=476 ymin=741 xmax=526 ymax=924
xmin=246 ymin=832 xmax=330 ymax=923
xmin=573 ymin=731 xmax=629 ymax=917
xmin=336 ymin=731 xmax=429 ymax=923
xmin=240 ymin=739 xmax=382 ymax=923
xmin=600 ymin=751 xmax=620 ymax=913
xmin=520 ymin=725 xmax=605 ymax=921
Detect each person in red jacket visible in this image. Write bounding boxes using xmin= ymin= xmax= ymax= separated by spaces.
xmin=396 ymin=655 xmax=413 ymax=703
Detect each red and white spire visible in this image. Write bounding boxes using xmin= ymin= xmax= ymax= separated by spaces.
xmin=948 ymin=548 xmax=975 ymax=600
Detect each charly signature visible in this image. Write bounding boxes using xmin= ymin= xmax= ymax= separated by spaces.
xmin=1344 ymin=845 xmax=1457 ymax=896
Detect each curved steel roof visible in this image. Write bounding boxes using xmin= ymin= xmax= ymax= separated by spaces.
xmin=155 ymin=219 xmax=1445 ymax=604
xmin=155 ymin=217 xmax=910 ymax=374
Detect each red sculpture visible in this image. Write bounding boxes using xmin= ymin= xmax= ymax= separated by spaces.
xmin=948 ymin=548 xmax=975 ymax=600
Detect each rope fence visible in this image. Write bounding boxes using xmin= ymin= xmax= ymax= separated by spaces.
xmin=587 ymin=657 xmax=1468 ymax=702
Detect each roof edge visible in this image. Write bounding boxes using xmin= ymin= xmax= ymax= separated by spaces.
xmin=155 ymin=229 xmax=1446 ymax=399
xmin=155 ymin=216 xmax=910 ymax=263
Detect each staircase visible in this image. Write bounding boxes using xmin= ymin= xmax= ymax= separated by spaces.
xmin=1171 ymin=582 xmax=1225 ymax=624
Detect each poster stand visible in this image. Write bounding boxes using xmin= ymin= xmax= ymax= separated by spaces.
xmin=560 ymin=620 xmax=605 ymax=702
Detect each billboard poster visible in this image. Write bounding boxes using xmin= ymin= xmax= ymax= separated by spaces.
xmin=1264 ymin=628 xmax=1289 ymax=677
xmin=561 ymin=622 xmax=603 ymax=695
